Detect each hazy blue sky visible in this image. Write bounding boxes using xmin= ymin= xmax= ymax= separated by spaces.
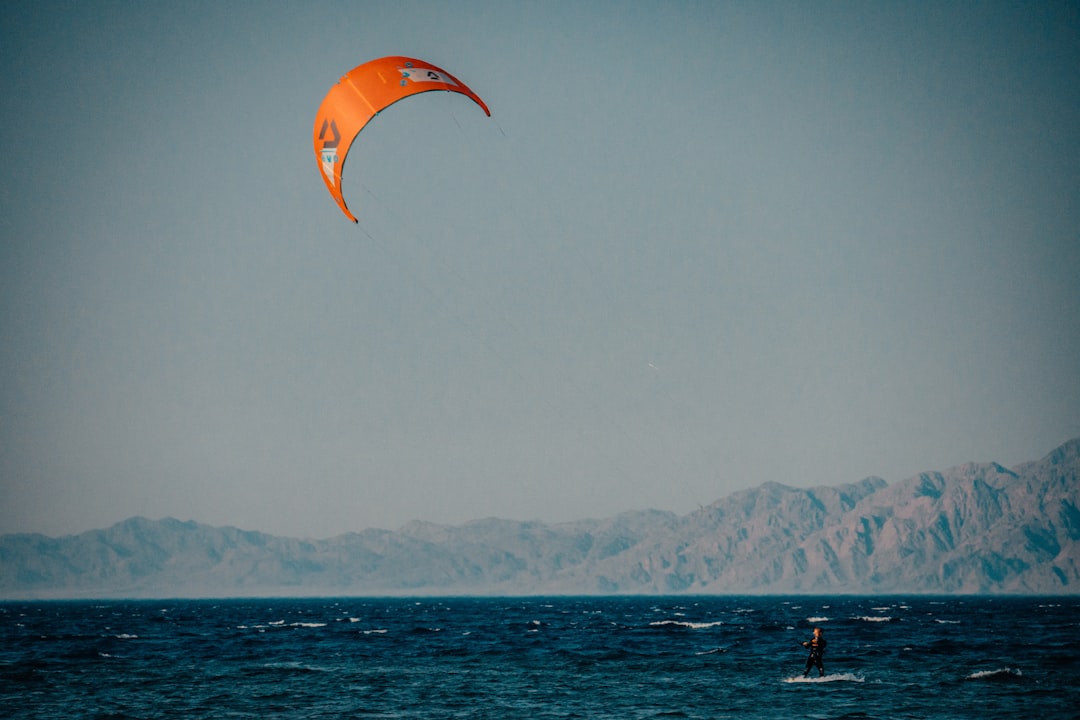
xmin=2 ymin=1 xmax=1078 ymax=538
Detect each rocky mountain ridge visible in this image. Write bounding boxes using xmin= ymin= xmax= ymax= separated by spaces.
xmin=2 ymin=439 xmax=1077 ymax=597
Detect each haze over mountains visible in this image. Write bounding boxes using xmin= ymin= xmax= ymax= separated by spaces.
xmin=2 ymin=439 xmax=1078 ymax=598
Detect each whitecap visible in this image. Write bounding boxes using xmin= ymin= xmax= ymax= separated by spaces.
xmin=262 ymin=661 xmax=327 ymax=673
xmin=854 ymin=616 xmax=893 ymax=622
xmin=784 ymin=673 xmax=864 ymax=683
xmin=114 ymin=633 xmax=138 ymax=639
xmin=650 ymin=619 xmax=724 ymax=630
xmin=806 ymin=616 xmax=829 ymax=623
xmin=966 ymin=667 xmax=1022 ymax=681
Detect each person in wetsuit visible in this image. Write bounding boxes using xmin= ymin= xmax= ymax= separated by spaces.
xmin=802 ymin=626 xmax=826 ymax=677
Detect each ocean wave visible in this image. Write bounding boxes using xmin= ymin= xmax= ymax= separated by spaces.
xmin=259 ymin=661 xmax=326 ymax=674
xmin=650 ymin=620 xmax=724 ymax=630
xmin=784 ymin=673 xmax=864 ymax=683
xmin=853 ymin=616 xmax=894 ymax=623
xmin=966 ymin=667 xmax=1023 ymax=682
xmin=806 ymin=616 xmax=829 ymax=623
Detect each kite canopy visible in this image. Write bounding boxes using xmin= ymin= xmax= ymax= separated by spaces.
xmin=312 ymin=56 xmax=491 ymax=223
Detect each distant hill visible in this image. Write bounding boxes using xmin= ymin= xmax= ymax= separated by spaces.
xmin=2 ymin=439 xmax=1077 ymax=598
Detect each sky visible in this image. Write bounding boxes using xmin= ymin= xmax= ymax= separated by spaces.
xmin=2 ymin=1 xmax=1078 ymax=539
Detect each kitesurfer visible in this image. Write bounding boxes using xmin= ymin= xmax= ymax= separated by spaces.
xmin=801 ymin=626 xmax=826 ymax=677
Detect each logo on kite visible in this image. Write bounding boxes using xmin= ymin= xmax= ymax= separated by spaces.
xmin=398 ymin=63 xmax=459 ymax=88
xmin=312 ymin=56 xmax=490 ymax=223
xmin=317 ymin=119 xmax=341 ymax=186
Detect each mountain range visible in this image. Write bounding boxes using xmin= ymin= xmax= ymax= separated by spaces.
xmin=2 ymin=438 xmax=1078 ymax=598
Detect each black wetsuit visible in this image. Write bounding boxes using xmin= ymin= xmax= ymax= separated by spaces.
xmin=802 ymin=636 xmax=826 ymax=677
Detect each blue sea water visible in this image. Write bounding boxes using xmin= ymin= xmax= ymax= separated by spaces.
xmin=2 ymin=596 xmax=1076 ymax=719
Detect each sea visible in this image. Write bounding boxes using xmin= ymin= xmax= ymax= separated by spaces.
xmin=2 ymin=595 xmax=1076 ymax=719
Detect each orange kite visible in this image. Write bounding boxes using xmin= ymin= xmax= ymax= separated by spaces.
xmin=313 ymin=56 xmax=491 ymax=222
